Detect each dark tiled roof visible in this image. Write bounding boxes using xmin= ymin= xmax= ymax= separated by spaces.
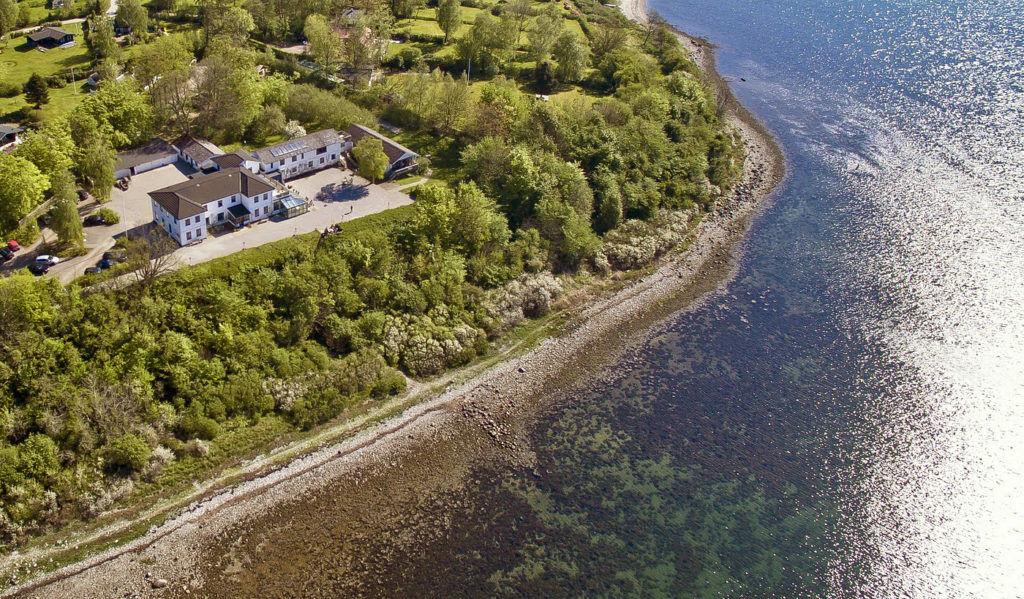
xmin=0 ymin=124 xmax=25 ymax=136
xmin=251 ymin=129 xmax=347 ymax=164
xmin=171 ymin=135 xmax=223 ymax=165
xmin=116 ymin=138 xmax=176 ymax=171
xmin=149 ymin=168 xmax=275 ymax=220
xmin=211 ymin=151 xmax=253 ymax=169
xmin=344 ymin=124 xmax=418 ymax=164
xmin=27 ymin=27 xmax=72 ymax=43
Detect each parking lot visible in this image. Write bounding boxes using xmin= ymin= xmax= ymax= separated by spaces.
xmin=175 ymin=167 xmax=413 ymax=268
xmin=3 ymin=164 xmax=414 ymax=284
xmin=45 ymin=163 xmax=192 ymax=283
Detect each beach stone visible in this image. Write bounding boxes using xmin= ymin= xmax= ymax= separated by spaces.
xmin=150 ymin=578 xmax=169 ymax=589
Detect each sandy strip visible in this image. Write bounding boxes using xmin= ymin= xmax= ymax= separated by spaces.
xmin=2 ymin=9 xmax=785 ymax=598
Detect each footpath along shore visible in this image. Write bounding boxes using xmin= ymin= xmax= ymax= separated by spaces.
xmin=2 ymin=5 xmax=785 ymax=596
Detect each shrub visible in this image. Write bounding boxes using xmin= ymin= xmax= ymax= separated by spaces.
xmin=95 ymin=207 xmax=120 ymax=224
xmin=16 ymin=434 xmax=59 ymax=482
xmin=11 ymin=221 xmax=40 ymax=246
xmin=104 ymin=434 xmax=152 ymax=472
xmin=0 ymin=82 xmax=21 ymax=98
xmin=176 ymin=414 xmax=221 ymax=440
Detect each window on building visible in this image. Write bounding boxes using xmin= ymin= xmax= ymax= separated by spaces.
xmin=185 ymin=218 xmax=190 ymax=225
xmin=187 ymin=231 xmax=192 ymax=240
xmin=218 ymin=200 xmax=223 ymax=207
xmin=219 ymin=213 xmax=224 ymax=221
xmin=316 ymin=146 xmax=326 ymax=155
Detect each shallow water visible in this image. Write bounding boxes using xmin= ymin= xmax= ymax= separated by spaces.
xmin=192 ymin=1 xmax=1024 ymax=596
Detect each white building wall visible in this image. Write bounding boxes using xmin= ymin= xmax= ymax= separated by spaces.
xmin=260 ymin=141 xmax=343 ymax=180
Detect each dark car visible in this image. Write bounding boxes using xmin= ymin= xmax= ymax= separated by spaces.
xmin=84 ymin=214 xmax=106 ymax=226
xmin=77 ymin=189 xmax=92 ymax=202
xmin=27 ymin=262 xmax=49 ymax=276
xmin=0 ymin=247 xmax=12 ymax=262
xmin=84 ymin=266 xmax=103 ymax=275
xmin=98 ymin=258 xmax=115 ymax=270
xmin=103 ymin=250 xmax=127 ymax=263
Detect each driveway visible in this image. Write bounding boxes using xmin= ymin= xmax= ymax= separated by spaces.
xmin=47 ymin=164 xmax=192 ymax=283
xmin=176 ymin=168 xmax=412 ymax=268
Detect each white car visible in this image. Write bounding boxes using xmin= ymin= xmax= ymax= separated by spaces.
xmin=35 ymin=255 xmax=60 ymax=265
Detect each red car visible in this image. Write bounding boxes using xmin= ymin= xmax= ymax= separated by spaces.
xmin=7 ymin=240 xmax=20 ymax=252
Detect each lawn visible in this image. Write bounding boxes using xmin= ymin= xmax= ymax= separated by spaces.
xmin=1 ymin=21 xmax=91 ymax=84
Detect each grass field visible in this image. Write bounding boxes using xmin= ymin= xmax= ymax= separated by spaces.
xmin=0 ymin=21 xmax=91 ymax=120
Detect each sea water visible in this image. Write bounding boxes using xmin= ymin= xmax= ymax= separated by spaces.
xmin=193 ymin=1 xmax=1024 ymax=596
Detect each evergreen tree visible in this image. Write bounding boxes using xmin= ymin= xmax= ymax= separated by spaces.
xmin=24 ymin=73 xmax=49 ymax=109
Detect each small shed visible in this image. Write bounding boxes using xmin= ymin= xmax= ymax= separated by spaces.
xmin=115 ymin=138 xmax=178 ymax=179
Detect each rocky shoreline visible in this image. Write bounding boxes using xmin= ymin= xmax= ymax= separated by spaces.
xmin=2 ymin=11 xmax=785 ymax=599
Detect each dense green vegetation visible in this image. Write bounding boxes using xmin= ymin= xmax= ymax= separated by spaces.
xmin=0 ymin=0 xmax=743 ymax=548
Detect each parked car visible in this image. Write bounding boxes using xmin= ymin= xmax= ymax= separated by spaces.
xmin=7 ymin=240 xmax=20 ymax=252
xmin=0 ymin=247 xmax=12 ymax=262
xmin=35 ymin=255 xmax=60 ymax=266
xmin=77 ymin=189 xmax=92 ymax=202
xmin=103 ymin=250 xmax=127 ymax=263
xmin=98 ymin=258 xmax=115 ymax=269
xmin=84 ymin=214 xmax=106 ymax=226
xmin=84 ymin=266 xmax=103 ymax=275
xmin=28 ymin=263 xmax=49 ymax=275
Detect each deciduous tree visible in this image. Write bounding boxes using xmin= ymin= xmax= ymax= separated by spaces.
xmin=78 ymin=137 xmax=117 ymax=201
xmin=527 ymin=6 xmax=561 ymax=63
xmin=0 ymin=155 xmax=48 ymax=234
xmin=352 ymin=136 xmax=389 ymax=183
xmin=13 ymin=123 xmax=74 ymax=181
xmin=437 ymin=0 xmax=460 ymax=44
xmin=0 ymin=0 xmax=18 ymax=37
xmin=88 ymin=18 xmax=122 ymax=61
xmin=48 ymin=170 xmax=84 ymax=245
xmin=553 ymin=30 xmax=588 ymax=83
xmin=115 ymin=0 xmax=149 ymax=43
xmin=304 ymin=14 xmax=342 ymax=72
xmin=503 ymin=0 xmax=532 ymax=44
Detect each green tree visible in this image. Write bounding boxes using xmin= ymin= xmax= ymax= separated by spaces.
xmin=82 ymin=78 xmax=154 ymax=148
xmin=389 ymin=0 xmax=422 ymax=19
xmin=503 ymin=0 xmax=532 ymax=44
xmin=13 ymin=123 xmax=75 ymax=181
xmin=78 ymin=138 xmax=117 ymax=201
xmin=88 ymin=17 xmax=122 ymax=61
xmin=17 ymin=434 xmax=59 ymax=482
xmin=24 ymin=73 xmax=49 ymax=109
xmin=49 ymin=170 xmax=84 ymax=245
xmin=528 ymin=6 xmax=561 ymax=63
xmin=553 ymin=30 xmax=589 ymax=83
xmin=0 ymin=154 xmax=48 ymax=233
xmin=352 ymin=136 xmax=389 ymax=183
xmin=304 ymin=14 xmax=342 ymax=72
xmin=0 ymin=0 xmax=18 ymax=37
xmin=591 ymin=166 xmax=622 ymax=232
xmin=105 ymin=434 xmax=151 ymax=471
xmin=115 ymin=0 xmax=149 ymax=43
xmin=134 ymin=36 xmax=197 ymax=134
xmin=437 ymin=0 xmax=460 ymax=44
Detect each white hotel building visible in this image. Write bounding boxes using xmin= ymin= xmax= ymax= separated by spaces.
xmin=149 ymin=168 xmax=278 ymax=246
